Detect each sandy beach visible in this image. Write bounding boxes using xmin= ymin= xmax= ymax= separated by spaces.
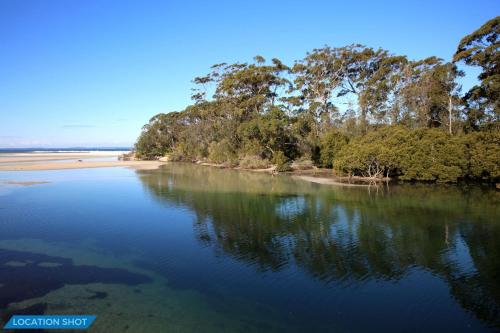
xmin=0 ymin=152 xmax=166 ymax=171
xmin=0 ymin=152 xmax=126 ymax=164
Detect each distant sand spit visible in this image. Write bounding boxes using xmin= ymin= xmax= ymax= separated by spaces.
xmin=4 ymin=181 xmax=51 ymax=186
xmin=0 ymin=160 xmax=166 ymax=171
xmin=0 ymin=152 xmax=166 ymax=171
xmin=0 ymin=152 xmax=125 ymax=163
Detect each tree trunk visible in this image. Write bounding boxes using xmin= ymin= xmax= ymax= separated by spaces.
xmin=360 ymin=107 xmax=368 ymax=134
xmin=448 ymin=96 xmax=453 ymax=135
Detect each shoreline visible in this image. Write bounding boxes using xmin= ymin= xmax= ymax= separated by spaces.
xmin=0 ymin=152 xmax=388 ymax=188
xmin=0 ymin=152 xmax=127 ymax=164
xmin=196 ymin=161 xmax=389 ymax=186
xmin=0 ymin=152 xmax=167 ymax=171
xmin=1 ymin=155 xmax=497 ymax=189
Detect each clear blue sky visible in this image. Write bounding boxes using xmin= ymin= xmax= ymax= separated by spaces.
xmin=0 ymin=0 xmax=497 ymax=148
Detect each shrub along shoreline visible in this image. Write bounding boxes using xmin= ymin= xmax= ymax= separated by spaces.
xmin=136 ymin=126 xmax=499 ymax=185
xmin=135 ymin=17 xmax=499 ymax=185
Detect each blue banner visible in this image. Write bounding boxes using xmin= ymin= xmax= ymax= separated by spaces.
xmin=4 ymin=315 xmax=96 ymax=330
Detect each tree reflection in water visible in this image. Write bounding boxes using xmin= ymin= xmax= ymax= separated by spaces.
xmin=137 ymin=164 xmax=500 ymax=328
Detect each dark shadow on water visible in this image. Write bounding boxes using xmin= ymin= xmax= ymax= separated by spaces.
xmin=0 ymin=249 xmax=151 ymax=309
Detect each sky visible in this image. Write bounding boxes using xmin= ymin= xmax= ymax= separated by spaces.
xmin=0 ymin=0 xmax=498 ymax=148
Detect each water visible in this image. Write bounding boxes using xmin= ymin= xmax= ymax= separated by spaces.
xmin=0 ymin=164 xmax=498 ymax=332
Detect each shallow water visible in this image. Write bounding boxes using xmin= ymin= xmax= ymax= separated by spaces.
xmin=0 ymin=164 xmax=499 ymax=332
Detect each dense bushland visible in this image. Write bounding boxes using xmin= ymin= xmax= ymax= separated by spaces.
xmin=333 ymin=127 xmax=499 ymax=182
xmin=136 ymin=17 xmax=499 ymax=183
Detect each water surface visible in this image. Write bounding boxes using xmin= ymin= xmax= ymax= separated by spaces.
xmin=0 ymin=164 xmax=499 ymax=332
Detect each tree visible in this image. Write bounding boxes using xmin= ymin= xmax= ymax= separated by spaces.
xmin=319 ymin=129 xmax=349 ymax=168
xmin=238 ymin=108 xmax=298 ymax=161
xmin=292 ymin=47 xmax=345 ymax=134
xmin=135 ymin=112 xmax=187 ymax=159
xmin=466 ymin=130 xmax=500 ymax=181
xmin=453 ymin=16 xmax=499 ymax=128
xmin=134 ymin=17 xmax=500 ymax=183
xmin=357 ymin=55 xmax=408 ymax=125
xmin=336 ymin=45 xmax=395 ymax=127
xmin=400 ymin=58 xmax=463 ymax=131
xmin=193 ymin=57 xmax=291 ymax=120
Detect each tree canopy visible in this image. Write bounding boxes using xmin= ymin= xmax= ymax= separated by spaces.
xmin=454 ymin=16 xmax=500 ymax=128
xmin=136 ymin=16 xmax=500 ymax=184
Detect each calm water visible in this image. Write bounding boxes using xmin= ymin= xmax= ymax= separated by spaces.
xmin=0 ymin=164 xmax=499 ymax=332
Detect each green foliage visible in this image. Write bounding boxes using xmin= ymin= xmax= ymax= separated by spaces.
xmin=466 ymin=131 xmax=500 ymax=181
xmin=135 ymin=113 xmax=182 ymax=159
xmin=319 ymin=129 xmax=349 ymax=167
xmin=334 ymin=128 xmax=401 ymax=179
xmin=238 ymin=108 xmax=298 ymax=160
xmin=239 ymin=139 xmax=265 ymax=157
xmin=332 ymin=127 xmax=495 ymax=183
xmin=170 ymin=141 xmax=200 ymax=162
xmin=135 ymin=17 xmax=499 ymax=183
xmin=396 ymin=129 xmax=467 ymax=183
xmin=273 ymin=151 xmax=292 ymax=172
xmin=454 ymin=16 xmax=499 ymax=126
xmin=208 ymin=139 xmax=237 ymax=165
